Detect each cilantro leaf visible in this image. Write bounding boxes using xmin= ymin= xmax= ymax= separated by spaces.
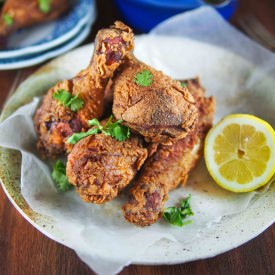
xmin=51 ymin=160 xmax=72 ymax=192
xmin=70 ymin=95 xmax=84 ymax=112
xmin=180 ymin=81 xmax=187 ymax=87
xmin=67 ymin=115 xmax=131 ymax=144
xmin=67 ymin=128 xmax=100 ymax=145
xmin=53 ymin=89 xmax=84 ymax=112
xmin=103 ymin=117 xmax=130 ymax=141
xmin=163 ymin=207 xmax=184 ymax=226
xmin=107 ymin=121 xmax=130 ymax=141
xmin=39 ymin=0 xmax=51 ymax=13
xmin=53 ymin=89 xmax=71 ymax=105
xmin=3 ymin=14 xmax=13 ymax=26
xmin=88 ymin=118 xmax=102 ymax=128
xmin=163 ymin=195 xmax=194 ymax=227
xmin=134 ymin=69 xmax=153 ymax=87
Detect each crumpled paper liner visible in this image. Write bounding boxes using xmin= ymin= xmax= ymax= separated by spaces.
xmin=0 ymin=7 xmax=274 ymax=275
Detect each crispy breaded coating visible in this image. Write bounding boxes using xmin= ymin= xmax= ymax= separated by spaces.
xmin=112 ymin=58 xmax=198 ymax=144
xmin=66 ymin=133 xmax=148 ymax=204
xmin=123 ymin=78 xmax=215 ymax=226
xmin=34 ymin=22 xmax=134 ymax=158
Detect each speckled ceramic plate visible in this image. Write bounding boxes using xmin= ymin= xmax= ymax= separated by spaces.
xmin=0 ymin=36 xmax=274 ymax=266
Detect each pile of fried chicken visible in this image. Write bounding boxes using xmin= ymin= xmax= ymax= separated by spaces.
xmin=34 ymin=22 xmax=215 ymax=226
xmin=0 ymin=0 xmax=68 ymax=45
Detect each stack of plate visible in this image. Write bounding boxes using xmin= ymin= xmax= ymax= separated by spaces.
xmin=0 ymin=0 xmax=96 ymax=70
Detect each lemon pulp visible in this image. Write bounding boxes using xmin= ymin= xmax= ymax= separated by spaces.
xmin=205 ymin=114 xmax=275 ymax=192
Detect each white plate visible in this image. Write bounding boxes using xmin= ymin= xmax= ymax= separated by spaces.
xmin=0 ymin=36 xmax=274 ymax=268
xmin=0 ymin=0 xmax=95 ymax=59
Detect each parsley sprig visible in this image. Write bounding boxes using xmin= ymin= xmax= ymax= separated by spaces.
xmin=67 ymin=115 xmax=130 ymax=145
xmin=53 ymin=89 xmax=84 ymax=112
xmin=163 ymin=195 xmax=194 ymax=227
xmin=39 ymin=0 xmax=51 ymax=13
xmin=3 ymin=14 xmax=13 ymax=26
xmin=134 ymin=69 xmax=153 ymax=87
xmin=52 ymin=160 xmax=72 ymax=192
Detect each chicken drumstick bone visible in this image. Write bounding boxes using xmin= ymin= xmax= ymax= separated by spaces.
xmin=34 ymin=22 xmax=134 ymax=158
xmin=123 ymin=78 xmax=215 ymax=226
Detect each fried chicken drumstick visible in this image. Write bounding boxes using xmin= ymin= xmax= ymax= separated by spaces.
xmin=66 ymin=132 xmax=147 ymax=204
xmin=112 ymin=57 xmax=198 ymax=144
xmin=0 ymin=0 xmax=68 ymax=44
xmin=34 ymin=22 xmax=134 ymax=158
xmin=123 ymin=78 xmax=215 ymax=226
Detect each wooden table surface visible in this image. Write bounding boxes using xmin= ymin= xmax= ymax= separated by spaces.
xmin=0 ymin=1 xmax=274 ymax=274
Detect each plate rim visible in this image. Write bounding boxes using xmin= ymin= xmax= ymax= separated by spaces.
xmin=0 ymin=0 xmax=95 ymax=59
xmin=0 ymin=36 xmax=274 ymax=266
xmin=0 ymin=23 xmax=92 ymax=70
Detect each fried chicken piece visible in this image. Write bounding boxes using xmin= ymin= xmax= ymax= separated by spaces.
xmin=0 ymin=0 xmax=68 ymax=45
xmin=34 ymin=22 xmax=134 ymax=158
xmin=123 ymin=78 xmax=215 ymax=226
xmin=66 ymin=133 xmax=148 ymax=204
xmin=112 ymin=57 xmax=198 ymax=144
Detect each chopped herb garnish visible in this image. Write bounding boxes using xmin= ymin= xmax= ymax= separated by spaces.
xmin=53 ymin=89 xmax=84 ymax=112
xmin=163 ymin=195 xmax=194 ymax=227
xmin=39 ymin=0 xmax=51 ymax=13
xmin=67 ymin=115 xmax=130 ymax=145
xmin=180 ymin=81 xmax=187 ymax=88
xmin=69 ymin=96 xmax=84 ymax=112
xmin=134 ymin=69 xmax=153 ymax=87
xmin=3 ymin=13 xmax=13 ymax=26
xmin=52 ymin=160 xmax=72 ymax=192
xmin=102 ymin=116 xmax=131 ymax=141
xmin=67 ymin=128 xmax=100 ymax=145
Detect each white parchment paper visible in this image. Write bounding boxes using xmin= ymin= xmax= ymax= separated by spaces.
xmin=0 ymin=7 xmax=275 ymax=275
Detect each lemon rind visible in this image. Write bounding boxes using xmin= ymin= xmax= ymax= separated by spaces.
xmin=204 ymin=114 xmax=275 ymax=193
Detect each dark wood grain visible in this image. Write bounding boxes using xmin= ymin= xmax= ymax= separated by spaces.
xmin=0 ymin=1 xmax=274 ymax=275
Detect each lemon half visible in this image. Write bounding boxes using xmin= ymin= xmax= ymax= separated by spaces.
xmin=205 ymin=114 xmax=275 ymax=192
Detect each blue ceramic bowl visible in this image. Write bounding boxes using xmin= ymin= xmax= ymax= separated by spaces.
xmin=114 ymin=0 xmax=237 ymax=32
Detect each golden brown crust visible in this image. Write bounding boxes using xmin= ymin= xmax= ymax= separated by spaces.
xmin=34 ymin=80 xmax=78 ymax=157
xmin=112 ymin=58 xmax=198 ymax=144
xmin=66 ymin=133 xmax=148 ymax=204
xmin=123 ymin=78 xmax=215 ymax=226
xmin=34 ymin=22 xmax=134 ymax=158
